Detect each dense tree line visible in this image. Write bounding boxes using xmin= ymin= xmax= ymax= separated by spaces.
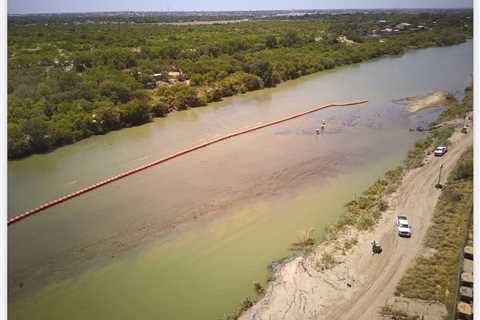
xmin=7 ymin=11 xmax=473 ymax=158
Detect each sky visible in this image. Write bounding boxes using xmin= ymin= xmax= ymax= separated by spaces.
xmin=8 ymin=0 xmax=473 ymax=15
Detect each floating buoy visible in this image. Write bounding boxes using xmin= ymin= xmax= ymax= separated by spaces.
xmin=8 ymin=99 xmax=368 ymax=225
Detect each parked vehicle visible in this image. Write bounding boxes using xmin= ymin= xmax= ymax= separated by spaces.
xmin=395 ymin=216 xmax=412 ymax=237
xmin=371 ymin=240 xmax=382 ymax=255
xmin=434 ymin=145 xmax=448 ymax=157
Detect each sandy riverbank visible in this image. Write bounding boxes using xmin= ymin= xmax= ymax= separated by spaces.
xmin=397 ymin=91 xmax=452 ymax=113
xmin=240 ymin=118 xmax=473 ymax=320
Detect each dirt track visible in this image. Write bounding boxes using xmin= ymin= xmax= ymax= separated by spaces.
xmin=241 ymin=122 xmax=473 ymax=320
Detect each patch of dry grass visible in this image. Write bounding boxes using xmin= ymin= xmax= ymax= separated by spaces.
xmin=318 ymin=252 xmax=338 ymax=270
xmin=380 ymin=306 xmax=420 ymax=320
xmin=290 ymin=228 xmax=316 ymax=253
xmin=325 ymin=165 xmax=405 ymax=240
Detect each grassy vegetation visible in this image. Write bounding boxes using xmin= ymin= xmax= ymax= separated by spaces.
xmin=342 ymin=237 xmax=359 ymax=253
xmin=317 ymin=252 xmax=338 ymax=270
xmin=466 ymin=218 xmax=473 ymax=247
xmin=404 ymin=125 xmax=455 ymax=169
xmin=380 ymin=306 xmax=421 ymax=320
xmin=222 ymin=297 xmax=257 ymax=320
xmin=395 ymin=147 xmax=473 ymax=315
xmin=325 ymin=165 xmax=404 ymax=239
xmin=290 ymin=228 xmax=316 ymax=253
xmin=436 ymin=85 xmax=473 ymax=123
xmin=221 ymin=281 xmax=267 ymax=319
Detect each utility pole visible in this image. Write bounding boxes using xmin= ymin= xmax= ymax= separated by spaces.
xmin=435 ymin=164 xmax=444 ymax=189
xmin=462 ymin=113 xmax=469 ymax=134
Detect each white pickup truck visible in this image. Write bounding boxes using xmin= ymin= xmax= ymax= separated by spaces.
xmin=395 ymin=215 xmax=412 ymax=237
xmin=434 ymin=145 xmax=448 ymax=157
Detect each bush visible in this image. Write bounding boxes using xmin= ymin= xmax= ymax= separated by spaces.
xmin=239 ymin=297 xmax=255 ymax=312
xmin=432 ymin=126 xmax=455 ymax=146
xmin=343 ymin=237 xmax=358 ymax=252
xmin=356 ymin=214 xmax=375 ymax=230
xmin=120 ymin=99 xmax=151 ymax=126
xmin=378 ymin=200 xmax=388 ymax=212
xmin=150 ymin=100 xmax=169 ymax=117
xmin=219 ymin=71 xmax=264 ymax=96
xmin=7 ymin=122 xmax=32 ymax=158
xmin=454 ymin=158 xmax=473 ymax=180
xmin=319 ymin=252 xmax=337 ymax=270
xmin=253 ymin=282 xmax=265 ymax=295
xmin=437 ymin=85 xmax=473 ymax=122
xmin=291 ymin=228 xmax=315 ymax=252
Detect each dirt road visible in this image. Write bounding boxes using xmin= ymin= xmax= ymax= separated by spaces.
xmin=241 ymin=124 xmax=472 ymax=320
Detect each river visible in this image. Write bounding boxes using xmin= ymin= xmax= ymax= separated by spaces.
xmin=8 ymin=40 xmax=472 ymax=320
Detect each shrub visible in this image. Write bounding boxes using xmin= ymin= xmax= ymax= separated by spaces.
xmin=378 ymin=200 xmax=388 ymax=211
xmin=291 ymin=228 xmax=315 ymax=252
xmin=253 ymin=282 xmax=265 ymax=295
xmin=239 ymin=297 xmax=255 ymax=311
xmin=356 ymin=214 xmax=375 ymax=230
xmin=454 ymin=158 xmax=473 ymax=180
xmin=319 ymin=252 xmax=337 ymax=270
xmin=150 ymin=99 xmax=169 ymax=117
xmin=343 ymin=237 xmax=358 ymax=252
xmin=432 ymin=125 xmax=455 ymax=146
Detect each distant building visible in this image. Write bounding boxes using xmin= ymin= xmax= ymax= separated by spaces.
xmin=336 ymin=35 xmax=355 ymax=45
xmin=381 ymin=28 xmax=393 ymax=33
xmin=395 ymin=22 xmax=412 ymax=30
xmin=378 ymin=19 xmax=387 ymax=23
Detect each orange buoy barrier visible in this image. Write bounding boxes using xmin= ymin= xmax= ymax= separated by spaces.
xmin=8 ymin=100 xmax=368 ymax=226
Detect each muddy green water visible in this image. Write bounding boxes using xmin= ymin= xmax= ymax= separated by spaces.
xmin=8 ymin=41 xmax=472 ymax=320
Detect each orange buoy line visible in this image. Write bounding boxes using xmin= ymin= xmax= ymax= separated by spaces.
xmin=8 ymin=99 xmax=368 ymax=226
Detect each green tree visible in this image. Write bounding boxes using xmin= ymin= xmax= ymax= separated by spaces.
xmin=281 ymin=31 xmax=301 ymax=47
xmin=24 ymin=116 xmax=50 ymax=152
xmin=150 ymin=99 xmax=170 ymax=117
xmin=265 ymin=35 xmax=278 ymax=49
xmin=120 ymin=99 xmax=151 ymax=126
xmin=48 ymin=116 xmax=75 ymax=145
xmin=7 ymin=123 xmax=32 ymax=158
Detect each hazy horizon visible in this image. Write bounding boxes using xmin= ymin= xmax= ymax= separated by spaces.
xmin=8 ymin=0 xmax=473 ymax=15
